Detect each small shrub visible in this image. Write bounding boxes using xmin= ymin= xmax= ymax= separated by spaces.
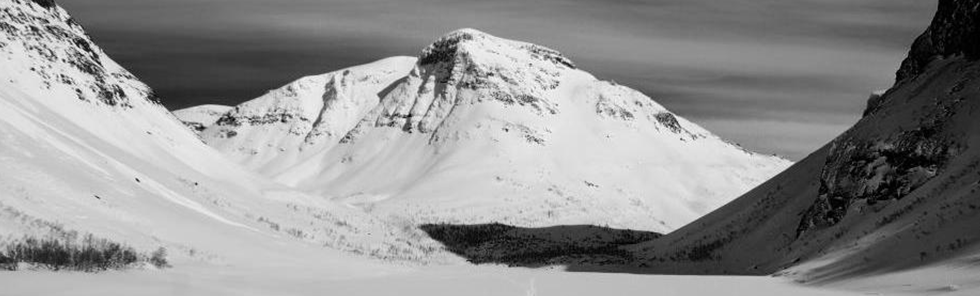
xmin=149 ymin=247 xmax=169 ymax=268
xmin=0 ymin=252 xmax=16 ymax=271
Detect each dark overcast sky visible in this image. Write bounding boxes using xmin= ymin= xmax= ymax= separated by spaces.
xmin=57 ymin=0 xmax=936 ymax=160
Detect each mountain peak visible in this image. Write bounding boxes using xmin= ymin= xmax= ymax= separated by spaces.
xmin=418 ymin=28 xmax=575 ymax=69
xmin=179 ymin=27 xmax=791 ymax=235
xmin=417 ymin=28 xmax=493 ymax=65
xmin=370 ymin=29 xmax=587 ymax=135
xmin=434 ymin=28 xmax=488 ymax=43
xmin=895 ymin=0 xmax=980 ymax=84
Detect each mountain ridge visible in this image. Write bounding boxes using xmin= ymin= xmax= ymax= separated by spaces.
xmin=896 ymin=0 xmax=980 ymax=84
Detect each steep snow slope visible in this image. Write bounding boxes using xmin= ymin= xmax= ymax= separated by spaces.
xmin=0 ymin=0 xmax=442 ymax=268
xmin=189 ymin=29 xmax=790 ymax=233
xmin=172 ymin=104 xmax=231 ymax=132
xmin=612 ymin=0 xmax=980 ymax=284
xmin=185 ymin=56 xmax=417 ymax=173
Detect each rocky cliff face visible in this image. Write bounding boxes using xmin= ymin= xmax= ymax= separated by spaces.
xmin=29 ymin=0 xmax=55 ymax=10
xmin=895 ymin=0 xmax=980 ymax=84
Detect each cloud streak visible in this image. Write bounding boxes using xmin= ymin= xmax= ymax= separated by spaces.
xmin=57 ymin=0 xmax=936 ymax=159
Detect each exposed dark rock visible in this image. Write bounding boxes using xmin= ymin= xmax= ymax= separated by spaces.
xmin=419 ymin=29 xmax=575 ymax=70
xmin=896 ymin=0 xmax=980 ymax=84
xmin=181 ymin=121 xmax=207 ymax=132
xmin=215 ymin=112 xmax=309 ymax=127
xmin=418 ymin=31 xmax=474 ymax=66
xmin=30 ymin=0 xmax=56 ymax=9
xmin=521 ymin=43 xmax=576 ymax=69
xmin=655 ymin=112 xmax=683 ymax=133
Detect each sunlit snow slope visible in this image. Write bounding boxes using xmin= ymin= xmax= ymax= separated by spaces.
xmin=182 ymin=29 xmax=791 ymax=233
xmin=0 ymin=0 xmax=442 ymax=268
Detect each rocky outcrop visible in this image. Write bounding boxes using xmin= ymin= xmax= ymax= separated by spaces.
xmin=0 ymin=0 xmax=154 ymax=108
xmin=895 ymin=0 xmax=980 ymax=84
xmin=797 ymin=119 xmax=961 ymax=237
xmin=29 ymin=0 xmax=56 ymax=9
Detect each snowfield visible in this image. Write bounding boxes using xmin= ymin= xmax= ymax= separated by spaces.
xmin=1 ymin=264 xmax=865 ymax=296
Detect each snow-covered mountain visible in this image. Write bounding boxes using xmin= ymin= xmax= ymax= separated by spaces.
xmin=180 ymin=29 xmax=790 ymax=233
xmin=616 ymin=0 xmax=980 ymax=283
xmin=0 ymin=0 xmax=442 ymax=269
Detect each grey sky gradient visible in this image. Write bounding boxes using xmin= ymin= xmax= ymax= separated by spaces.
xmin=57 ymin=0 xmax=936 ymax=160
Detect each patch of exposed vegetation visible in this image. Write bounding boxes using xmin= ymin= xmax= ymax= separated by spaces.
xmin=0 ymin=234 xmax=169 ymax=272
xmin=420 ymin=223 xmax=661 ymax=268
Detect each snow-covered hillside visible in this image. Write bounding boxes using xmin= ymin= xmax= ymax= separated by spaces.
xmin=182 ymin=29 xmax=790 ymax=233
xmin=180 ymin=56 xmax=418 ymax=171
xmin=612 ymin=0 xmax=980 ymax=286
xmin=0 ymin=0 xmax=444 ymax=269
xmin=172 ymin=104 xmax=232 ymax=132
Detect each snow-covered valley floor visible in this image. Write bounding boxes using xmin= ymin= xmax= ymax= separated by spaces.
xmin=0 ymin=264 xmax=887 ymax=296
